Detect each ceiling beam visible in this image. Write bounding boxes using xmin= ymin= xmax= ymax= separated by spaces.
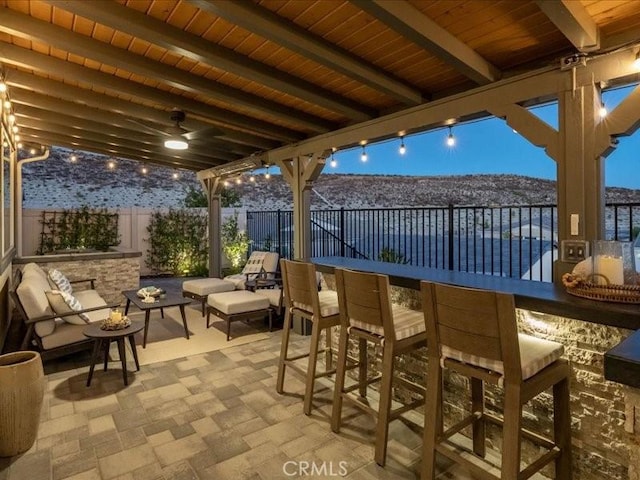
xmin=0 ymin=7 xmax=334 ymax=134
xmin=19 ymin=128 xmax=213 ymax=171
xmin=10 ymin=90 xmax=241 ymax=161
xmin=0 ymin=43 xmax=296 ymax=145
xmin=352 ymin=0 xmax=500 ymax=85
xmin=6 ymin=70 xmax=256 ymax=157
xmin=536 ymin=0 xmax=600 ymax=52
xmin=46 ymin=0 xmax=376 ymax=123
xmin=18 ymin=123 xmax=226 ymax=168
xmin=191 ymin=0 xmax=422 ymax=106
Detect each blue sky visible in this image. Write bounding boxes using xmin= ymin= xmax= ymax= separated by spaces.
xmin=320 ymin=84 xmax=639 ymax=189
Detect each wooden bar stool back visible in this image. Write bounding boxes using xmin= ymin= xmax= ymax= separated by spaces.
xmin=420 ymin=281 xmax=572 ymax=480
xmin=276 ymin=259 xmax=341 ymax=415
xmin=332 ymin=268 xmax=427 ymax=466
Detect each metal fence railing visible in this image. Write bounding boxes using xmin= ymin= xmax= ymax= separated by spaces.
xmin=247 ymin=202 xmax=640 ymax=283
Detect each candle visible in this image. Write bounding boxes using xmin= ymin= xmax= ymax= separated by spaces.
xmin=110 ymin=309 xmax=122 ymax=322
xmin=594 ymin=255 xmax=624 ymax=285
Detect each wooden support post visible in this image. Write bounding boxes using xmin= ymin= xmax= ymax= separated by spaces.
xmin=278 ymin=152 xmax=329 ymax=259
xmin=205 ymin=177 xmax=223 ymax=278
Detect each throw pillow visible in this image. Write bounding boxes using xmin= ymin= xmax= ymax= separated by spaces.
xmin=45 ymin=290 xmax=90 ymax=325
xmin=48 ymin=269 xmax=73 ymax=295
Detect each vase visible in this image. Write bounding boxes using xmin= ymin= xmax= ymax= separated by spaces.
xmin=0 ymin=351 xmax=45 ymax=457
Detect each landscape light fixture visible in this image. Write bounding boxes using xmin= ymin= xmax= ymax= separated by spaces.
xmin=446 ymin=126 xmax=455 ymax=147
xmin=361 ymin=145 xmax=368 ymax=162
xmin=399 ymin=136 xmax=406 ymax=155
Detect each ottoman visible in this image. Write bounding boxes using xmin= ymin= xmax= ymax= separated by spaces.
xmin=183 ymin=278 xmax=235 ymax=316
xmin=207 ymin=291 xmax=272 ymax=341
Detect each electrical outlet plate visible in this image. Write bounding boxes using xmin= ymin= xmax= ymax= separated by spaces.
xmin=561 ymin=240 xmax=589 ymax=263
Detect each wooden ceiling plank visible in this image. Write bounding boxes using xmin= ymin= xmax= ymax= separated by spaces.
xmin=19 ymin=127 xmax=217 ymax=171
xmin=536 ymin=0 xmax=600 ymax=52
xmin=46 ymin=0 xmax=376 ymax=122
xmin=191 ymin=0 xmax=422 ymax=106
xmin=0 ymin=7 xmax=335 ymax=133
xmin=0 ymin=41 xmax=299 ymax=144
xmin=351 ymin=0 xmax=500 ymax=85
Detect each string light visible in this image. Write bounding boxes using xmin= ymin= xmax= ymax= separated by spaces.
xmin=446 ymin=126 xmax=455 ymax=147
xmin=141 ymin=165 xmax=148 ymax=175
xmin=107 ymin=160 xmax=116 ymax=170
xmin=4 ymin=100 xmax=10 ymax=110
xmin=0 ymin=81 xmax=6 ymax=93
xmin=235 ymin=176 xmax=242 ymax=185
xmin=249 ymin=172 xmax=255 ymax=182
xmin=223 ymin=179 xmax=230 ymax=187
xmin=360 ymin=145 xmax=368 ymax=162
xmin=599 ymin=103 xmax=607 ymax=118
xmin=8 ymin=113 xmax=15 ymax=123
xmin=17 ymin=142 xmax=23 ymax=149
xmin=634 ymin=51 xmax=640 ymax=69
xmin=330 ymin=150 xmax=337 ymax=168
xmin=12 ymin=125 xmax=18 ymax=133
xmin=14 ymin=134 xmax=20 ymax=142
xmin=29 ymin=148 xmax=36 ymax=155
xmin=265 ymin=165 xmax=271 ymax=179
xmin=70 ymin=154 xmax=77 ymax=163
xmin=172 ymin=171 xmax=179 ymax=180
xmin=398 ymin=136 xmax=406 ymax=155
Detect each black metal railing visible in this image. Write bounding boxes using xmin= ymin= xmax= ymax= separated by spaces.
xmin=247 ymin=202 xmax=640 ymax=283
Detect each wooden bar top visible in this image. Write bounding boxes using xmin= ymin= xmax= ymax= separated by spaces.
xmin=312 ymin=256 xmax=640 ymax=330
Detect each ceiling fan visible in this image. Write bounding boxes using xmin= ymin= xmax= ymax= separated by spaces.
xmin=127 ymin=109 xmax=224 ymax=150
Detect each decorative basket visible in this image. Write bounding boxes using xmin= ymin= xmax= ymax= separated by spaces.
xmin=100 ymin=317 xmax=132 ymax=331
xmin=563 ymin=273 xmax=640 ymax=304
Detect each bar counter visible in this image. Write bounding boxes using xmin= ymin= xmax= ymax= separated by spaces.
xmin=312 ymin=256 xmax=640 ymax=479
xmin=312 ymin=256 xmax=640 ymax=330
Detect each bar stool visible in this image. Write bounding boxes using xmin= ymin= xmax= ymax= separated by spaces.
xmin=332 ymin=268 xmax=427 ymax=467
xmin=276 ymin=259 xmax=341 ymax=415
xmin=420 ymin=281 xmax=572 ymax=480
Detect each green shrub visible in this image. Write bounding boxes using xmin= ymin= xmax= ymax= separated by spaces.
xmin=377 ymin=247 xmax=409 ymax=264
xmin=184 ymin=185 xmax=241 ymax=208
xmin=145 ymin=208 xmax=208 ymax=276
xmin=222 ymin=212 xmax=251 ymax=270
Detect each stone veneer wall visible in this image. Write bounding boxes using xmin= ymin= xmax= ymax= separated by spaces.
xmin=322 ymin=272 xmax=632 ymax=480
xmin=13 ymin=256 xmax=140 ymax=305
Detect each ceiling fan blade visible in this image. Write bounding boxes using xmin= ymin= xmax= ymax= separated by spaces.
xmin=183 ymin=126 xmax=225 ymax=141
xmin=125 ymin=118 xmax=170 ymax=136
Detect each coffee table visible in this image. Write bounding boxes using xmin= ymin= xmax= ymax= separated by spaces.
xmin=84 ymin=320 xmax=145 ymax=387
xmin=122 ymin=290 xmax=191 ymax=348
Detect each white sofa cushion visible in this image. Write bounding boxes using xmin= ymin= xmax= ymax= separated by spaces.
xmin=208 ymin=291 xmax=269 ymax=314
xmin=254 ymin=287 xmax=282 ymax=308
xmin=183 ymin=278 xmax=235 ymax=296
xmin=16 ymin=267 xmax=56 ymax=337
xmin=74 ymin=290 xmax=110 ymax=323
xmin=46 ymin=290 xmax=90 ymax=325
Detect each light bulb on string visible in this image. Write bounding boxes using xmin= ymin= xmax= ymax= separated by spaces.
xmin=17 ymin=142 xmax=23 ymax=149
xmin=249 ymin=172 xmax=255 ymax=182
xmin=265 ymin=165 xmax=271 ymax=179
xmin=446 ymin=126 xmax=455 ymax=147
xmin=107 ymin=160 xmax=116 ymax=170
xmin=141 ymin=165 xmax=148 ymax=175
xmin=330 ymin=150 xmax=337 ymax=168
xmin=29 ymin=148 xmax=36 ymax=155
xmin=8 ymin=113 xmax=15 ymax=123
xmin=360 ymin=145 xmax=368 ymax=162
xmin=172 ymin=171 xmax=179 ymax=180
xmin=399 ymin=136 xmax=406 ymax=155
xmin=599 ymin=103 xmax=607 ymax=118
xmin=12 ymin=125 xmax=18 ymax=133
xmin=0 ymin=81 xmax=6 ymax=93
xmin=3 ymin=100 xmax=10 ymax=110
xmin=634 ymin=51 xmax=640 ymax=69
xmin=235 ymin=176 xmax=242 ymax=185
xmin=70 ymin=154 xmax=77 ymax=163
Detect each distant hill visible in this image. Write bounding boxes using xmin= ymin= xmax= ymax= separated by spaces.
xmin=21 ymin=147 xmax=640 ymax=210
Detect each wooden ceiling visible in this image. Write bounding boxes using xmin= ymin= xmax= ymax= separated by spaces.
xmin=1 ymin=0 xmax=639 ymax=171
